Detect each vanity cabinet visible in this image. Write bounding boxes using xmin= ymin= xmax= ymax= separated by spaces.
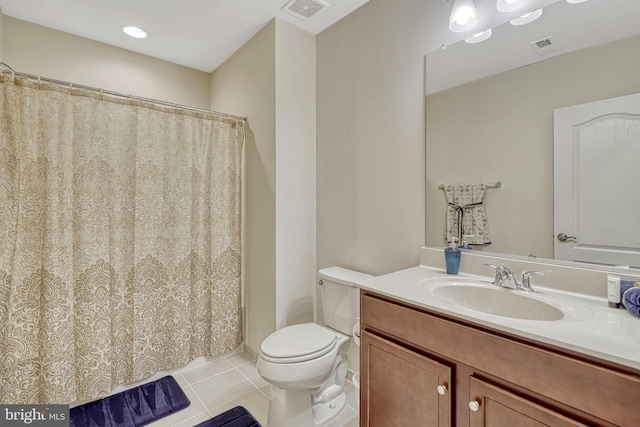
xmin=360 ymin=330 xmax=451 ymax=426
xmin=468 ymin=377 xmax=587 ymax=427
xmin=360 ymin=290 xmax=640 ymax=427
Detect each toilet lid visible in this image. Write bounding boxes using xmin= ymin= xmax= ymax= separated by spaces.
xmin=261 ymin=323 xmax=337 ymax=362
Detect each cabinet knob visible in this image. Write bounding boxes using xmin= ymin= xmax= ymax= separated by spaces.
xmin=469 ymin=401 xmax=480 ymax=412
xmin=436 ymin=385 xmax=447 ymax=396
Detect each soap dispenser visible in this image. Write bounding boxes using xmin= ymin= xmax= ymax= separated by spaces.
xmin=458 ymin=234 xmax=474 ymax=250
xmin=444 ymin=237 xmax=461 ymax=275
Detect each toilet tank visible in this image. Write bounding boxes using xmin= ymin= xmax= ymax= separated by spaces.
xmin=319 ymin=267 xmax=373 ymax=335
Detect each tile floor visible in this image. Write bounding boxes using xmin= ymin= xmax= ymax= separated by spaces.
xmin=83 ymin=348 xmax=359 ymax=427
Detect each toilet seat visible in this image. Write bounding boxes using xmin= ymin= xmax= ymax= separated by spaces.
xmin=260 ymin=323 xmax=338 ymax=364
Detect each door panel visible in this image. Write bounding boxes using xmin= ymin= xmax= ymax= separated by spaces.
xmin=554 ymin=92 xmax=640 ymax=268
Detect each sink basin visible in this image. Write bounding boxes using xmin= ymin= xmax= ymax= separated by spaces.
xmin=432 ymin=284 xmax=564 ymax=321
xmin=416 ymin=276 xmax=595 ymax=322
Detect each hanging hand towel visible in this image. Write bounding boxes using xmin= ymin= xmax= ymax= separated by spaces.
xmin=444 ymin=183 xmax=492 ymax=245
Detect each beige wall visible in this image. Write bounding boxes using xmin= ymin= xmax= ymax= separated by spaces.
xmin=426 ymin=34 xmax=640 ymax=259
xmin=2 ymin=17 xmax=211 ymax=109
xmin=0 ymin=9 xmax=4 ymax=61
xmin=316 ymin=0 xmax=428 ymax=277
xmin=317 ymin=0 xmax=430 ymax=373
xmin=211 ymin=19 xmax=317 ymax=353
xmin=211 ymin=21 xmax=277 ymax=354
xmin=274 ymin=21 xmax=317 ymax=329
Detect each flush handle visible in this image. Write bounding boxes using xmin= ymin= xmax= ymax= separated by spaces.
xmin=557 ymin=233 xmax=576 ymax=242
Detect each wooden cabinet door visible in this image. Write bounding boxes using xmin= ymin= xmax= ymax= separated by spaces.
xmin=360 ymin=331 xmax=451 ymax=427
xmin=468 ymin=377 xmax=588 ymax=427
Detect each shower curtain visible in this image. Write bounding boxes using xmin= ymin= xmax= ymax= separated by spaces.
xmin=0 ymin=75 xmax=244 ymax=404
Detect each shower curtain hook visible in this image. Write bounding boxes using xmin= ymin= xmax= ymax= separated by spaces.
xmin=0 ymin=62 xmax=16 ymax=76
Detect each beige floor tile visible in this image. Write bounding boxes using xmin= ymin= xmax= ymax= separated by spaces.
xmin=225 ymin=351 xmax=254 ymax=367
xmin=324 ymin=406 xmax=359 ymax=427
xmin=173 ymin=373 xmax=189 ymax=388
xmin=259 ymin=385 xmax=271 ymax=399
xmin=208 ymin=389 xmax=269 ymax=426
xmin=344 ymin=381 xmax=358 ymax=411
xmin=171 ymin=411 xmax=212 ymax=427
xmin=237 ymin=362 xmax=268 ymax=388
xmin=191 ymin=369 xmax=257 ymax=409
xmin=147 ymin=385 xmax=208 ymax=427
xmin=183 ymin=358 xmax=234 ymax=385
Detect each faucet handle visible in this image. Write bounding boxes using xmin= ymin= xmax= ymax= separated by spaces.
xmin=484 ymin=263 xmax=507 ymax=286
xmin=519 ymin=271 xmax=544 ymax=292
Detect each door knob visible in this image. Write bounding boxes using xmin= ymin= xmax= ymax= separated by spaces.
xmin=557 ymin=233 xmax=576 ymax=242
xmin=469 ymin=401 xmax=480 ymax=412
xmin=437 ymin=385 xmax=447 ymax=396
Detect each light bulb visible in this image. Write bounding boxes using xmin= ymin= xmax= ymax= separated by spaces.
xmin=465 ymin=29 xmax=493 ymax=44
xmin=510 ymin=8 xmax=543 ymax=25
xmin=496 ymin=0 xmax=530 ymax=12
xmin=449 ymin=0 xmax=478 ymax=32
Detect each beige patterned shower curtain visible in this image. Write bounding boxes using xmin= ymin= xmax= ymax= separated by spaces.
xmin=0 ymin=75 xmax=244 ymax=404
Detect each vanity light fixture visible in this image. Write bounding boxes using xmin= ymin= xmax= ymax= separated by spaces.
xmin=510 ymin=8 xmax=542 ymax=25
xmin=465 ymin=29 xmax=493 ymax=43
xmin=449 ymin=0 xmax=478 ymax=32
xmin=122 ymin=26 xmax=149 ymax=39
xmin=496 ymin=0 xmax=530 ymax=13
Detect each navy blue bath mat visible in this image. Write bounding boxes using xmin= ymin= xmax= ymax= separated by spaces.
xmin=195 ymin=406 xmax=261 ymax=427
xmin=70 ymin=375 xmax=190 ymax=427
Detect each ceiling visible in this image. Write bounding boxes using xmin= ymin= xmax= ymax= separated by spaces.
xmin=0 ymin=0 xmax=636 ymax=81
xmin=427 ymin=0 xmax=640 ymax=94
xmin=0 ymin=0 xmax=370 ymax=72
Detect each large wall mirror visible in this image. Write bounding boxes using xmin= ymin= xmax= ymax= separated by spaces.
xmin=425 ymin=0 xmax=640 ymax=269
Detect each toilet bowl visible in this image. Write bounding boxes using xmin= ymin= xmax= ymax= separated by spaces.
xmin=257 ymin=267 xmax=372 ymax=427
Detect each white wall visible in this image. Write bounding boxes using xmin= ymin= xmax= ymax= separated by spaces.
xmin=2 ymin=17 xmax=211 ymax=109
xmin=426 ymin=34 xmax=640 ymax=258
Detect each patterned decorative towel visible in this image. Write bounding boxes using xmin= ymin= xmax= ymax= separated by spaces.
xmin=444 ymin=183 xmax=492 ymax=245
xmin=195 ymin=406 xmax=261 ymax=427
xmin=70 ymin=376 xmax=190 ymax=427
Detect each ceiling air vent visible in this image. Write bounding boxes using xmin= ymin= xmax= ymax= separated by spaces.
xmin=282 ymin=0 xmax=328 ymax=20
xmin=530 ymin=36 xmax=562 ymax=56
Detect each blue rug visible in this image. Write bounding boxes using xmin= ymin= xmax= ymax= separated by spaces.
xmin=195 ymin=406 xmax=261 ymax=427
xmin=70 ymin=376 xmax=190 ymax=427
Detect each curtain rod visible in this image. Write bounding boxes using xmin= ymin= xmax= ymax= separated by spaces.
xmin=438 ymin=181 xmax=502 ymax=190
xmin=0 ymin=62 xmax=247 ymax=122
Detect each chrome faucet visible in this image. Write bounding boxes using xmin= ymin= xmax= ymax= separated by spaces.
xmin=484 ymin=264 xmax=544 ymax=292
xmin=484 ymin=264 xmax=510 ymax=287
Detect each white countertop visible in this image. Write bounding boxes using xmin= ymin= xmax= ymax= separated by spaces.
xmin=357 ymin=265 xmax=640 ymax=371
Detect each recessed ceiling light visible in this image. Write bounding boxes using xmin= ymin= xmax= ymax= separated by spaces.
xmin=510 ymin=8 xmax=543 ymax=25
xmin=122 ymin=26 xmax=149 ymax=39
xmin=465 ymin=29 xmax=493 ymax=44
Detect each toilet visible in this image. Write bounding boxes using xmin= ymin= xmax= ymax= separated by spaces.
xmin=257 ymin=266 xmax=372 ymax=427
